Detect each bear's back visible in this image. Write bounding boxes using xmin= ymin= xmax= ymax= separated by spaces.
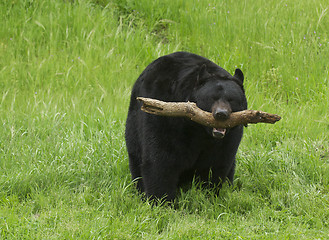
xmin=134 ymin=52 xmax=232 ymax=101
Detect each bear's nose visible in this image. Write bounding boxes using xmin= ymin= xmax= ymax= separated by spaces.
xmin=213 ymin=109 xmax=230 ymax=120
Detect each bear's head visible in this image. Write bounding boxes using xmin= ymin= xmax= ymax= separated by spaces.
xmin=191 ymin=64 xmax=247 ymax=139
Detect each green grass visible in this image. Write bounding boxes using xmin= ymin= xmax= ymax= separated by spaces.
xmin=1 ymin=0 xmax=329 ymax=239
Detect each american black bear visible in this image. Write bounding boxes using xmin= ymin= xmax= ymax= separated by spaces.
xmin=125 ymin=52 xmax=247 ymax=201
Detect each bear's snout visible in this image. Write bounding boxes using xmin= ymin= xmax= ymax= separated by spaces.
xmin=213 ymin=108 xmax=230 ymax=120
xmin=211 ymin=102 xmax=231 ymax=138
xmin=212 ymin=101 xmax=232 ymax=121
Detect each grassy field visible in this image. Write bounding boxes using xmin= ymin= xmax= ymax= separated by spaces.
xmin=1 ymin=0 xmax=329 ymax=239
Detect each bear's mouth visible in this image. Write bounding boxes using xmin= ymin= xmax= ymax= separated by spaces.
xmin=212 ymin=128 xmax=226 ymax=139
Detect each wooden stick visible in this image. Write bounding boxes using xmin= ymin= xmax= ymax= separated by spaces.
xmin=137 ymin=97 xmax=281 ymax=128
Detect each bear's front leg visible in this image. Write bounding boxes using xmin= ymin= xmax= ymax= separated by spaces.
xmin=141 ymin=160 xmax=180 ymax=202
xmin=209 ymin=126 xmax=243 ymax=187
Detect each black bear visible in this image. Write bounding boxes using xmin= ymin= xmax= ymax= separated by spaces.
xmin=125 ymin=52 xmax=247 ymax=201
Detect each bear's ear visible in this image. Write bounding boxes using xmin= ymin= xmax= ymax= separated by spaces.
xmin=197 ymin=64 xmax=211 ymax=85
xmin=234 ymin=68 xmax=244 ymax=83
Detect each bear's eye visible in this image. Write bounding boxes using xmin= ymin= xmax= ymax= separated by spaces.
xmin=227 ymin=97 xmax=239 ymax=103
xmin=212 ymin=96 xmax=219 ymax=101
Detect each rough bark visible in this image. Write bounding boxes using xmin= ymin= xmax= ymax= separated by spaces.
xmin=137 ymin=97 xmax=281 ymax=128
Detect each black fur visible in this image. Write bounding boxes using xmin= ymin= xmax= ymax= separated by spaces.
xmin=125 ymin=52 xmax=247 ymax=201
